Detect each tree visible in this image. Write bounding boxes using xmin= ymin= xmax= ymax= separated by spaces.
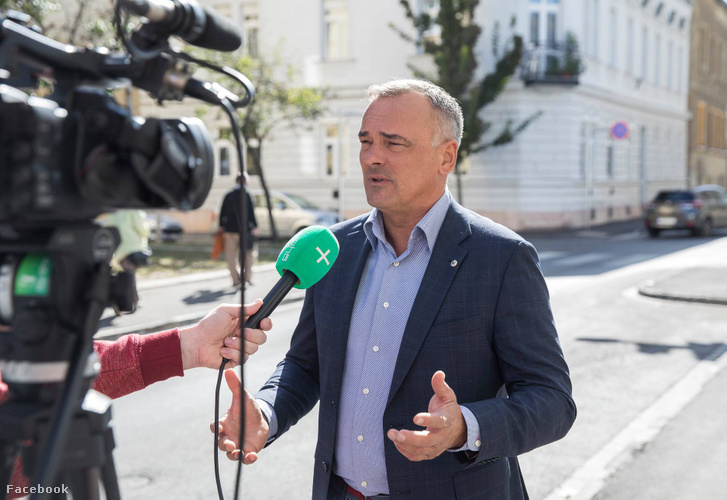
xmin=392 ymin=0 xmax=540 ymax=203
xmin=1 ymin=0 xmax=118 ymax=47
xmin=205 ymin=52 xmax=324 ymax=239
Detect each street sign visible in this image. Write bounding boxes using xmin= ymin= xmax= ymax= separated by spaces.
xmin=610 ymin=121 xmax=630 ymax=140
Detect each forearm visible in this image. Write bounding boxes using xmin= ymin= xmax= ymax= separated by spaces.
xmin=92 ymin=329 xmax=184 ymax=399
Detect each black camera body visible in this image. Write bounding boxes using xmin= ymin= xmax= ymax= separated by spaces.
xmin=0 ymin=83 xmax=214 ymax=225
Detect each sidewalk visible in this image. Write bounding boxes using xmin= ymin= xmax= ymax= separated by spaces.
xmin=638 ymin=267 xmax=727 ymax=306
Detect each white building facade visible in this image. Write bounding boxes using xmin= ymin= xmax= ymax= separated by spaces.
xmin=139 ymin=0 xmax=693 ymax=231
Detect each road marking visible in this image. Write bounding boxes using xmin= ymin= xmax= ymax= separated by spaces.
xmin=316 ymin=247 xmax=331 ymax=265
xmin=538 ymin=251 xmax=567 ymax=261
xmin=545 ymin=343 xmax=727 ymax=500
xmin=550 ymin=253 xmax=610 ymax=267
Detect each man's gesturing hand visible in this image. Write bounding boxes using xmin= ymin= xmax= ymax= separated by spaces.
xmin=387 ymin=371 xmax=467 ymax=461
xmin=210 ymin=369 xmax=270 ymax=464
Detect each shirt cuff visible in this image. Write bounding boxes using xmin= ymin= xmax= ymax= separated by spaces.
xmin=256 ymin=398 xmax=278 ymax=441
xmin=448 ymin=405 xmax=482 ymax=453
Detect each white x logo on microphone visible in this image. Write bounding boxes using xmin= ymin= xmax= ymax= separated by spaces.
xmin=316 ymin=247 xmax=330 ymax=265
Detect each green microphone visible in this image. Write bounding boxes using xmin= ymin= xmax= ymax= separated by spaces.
xmin=244 ymin=226 xmax=340 ymax=328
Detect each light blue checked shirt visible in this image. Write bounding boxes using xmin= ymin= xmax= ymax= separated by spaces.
xmin=260 ymin=190 xmax=481 ymax=495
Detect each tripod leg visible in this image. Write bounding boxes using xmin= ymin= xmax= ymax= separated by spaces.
xmin=1 ymin=444 xmax=19 ymax=495
xmin=100 ymin=450 xmax=121 ymax=500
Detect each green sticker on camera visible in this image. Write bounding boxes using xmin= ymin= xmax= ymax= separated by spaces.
xmin=15 ymin=254 xmax=52 ymax=297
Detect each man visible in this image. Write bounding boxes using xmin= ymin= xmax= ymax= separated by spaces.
xmin=219 ymin=173 xmax=258 ymax=287
xmin=215 ymin=80 xmax=576 ymax=499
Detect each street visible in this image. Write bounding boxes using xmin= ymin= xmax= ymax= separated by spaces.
xmin=101 ymin=223 xmax=727 ymax=499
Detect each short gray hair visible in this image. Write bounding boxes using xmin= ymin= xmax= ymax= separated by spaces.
xmin=366 ymin=79 xmax=464 ymax=147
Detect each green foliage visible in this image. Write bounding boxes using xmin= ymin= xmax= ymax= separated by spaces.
xmin=393 ymin=0 xmax=538 ymax=162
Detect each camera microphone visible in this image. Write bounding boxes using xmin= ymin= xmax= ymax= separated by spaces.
xmin=119 ymin=0 xmax=243 ymax=52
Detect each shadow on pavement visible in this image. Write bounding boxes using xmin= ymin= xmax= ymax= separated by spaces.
xmin=183 ymin=287 xmax=239 ymax=305
xmin=576 ymin=337 xmax=727 ymax=361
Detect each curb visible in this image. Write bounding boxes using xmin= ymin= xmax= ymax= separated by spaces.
xmin=637 ymin=285 xmax=727 ymax=306
xmin=136 ymin=263 xmax=278 ymax=291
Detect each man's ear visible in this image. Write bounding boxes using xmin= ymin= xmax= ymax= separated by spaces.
xmin=438 ymin=140 xmax=459 ymax=176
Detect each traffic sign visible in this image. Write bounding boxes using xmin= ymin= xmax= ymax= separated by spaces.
xmin=610 ymin=121 xmax=630 ymax=140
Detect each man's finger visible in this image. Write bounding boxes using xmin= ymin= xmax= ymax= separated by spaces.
xmin=242 ymin=299 xmax=264 ymax=317
xmin=224 ymin=368 xmax=242 ymax=397
xmin=430 ymin=371 xmax=456 ymax=402
xmin=413 ymin=413 xmax=447 ymax=429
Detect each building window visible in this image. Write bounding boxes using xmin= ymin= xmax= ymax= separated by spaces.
xmin=244 ymin=4 xmax=259 ymax=57
xmin=699 ymin=26 xmax=709 ymax=73
xmin=323 ymin=0 xmax=349 ymax=61
xmin=666 ymin=40 xmax=673 ymax=90
xmin=609 ymin=8 xmax=617 ymax=68
xmin=654 ymin=33 xmax=661 ymax=85
xmin=219 ymin=146 xmax=230 ymax=176
xmin=696 ymin=101 xmax=707 ymax=147
xmin=677 ymin=46 xmax=684 ymax=93
xmin=641 ymin=26 xmax=648 ymax=80
xmin=530 ymin=12 xmax=539 ymax=44
xmin=607 ymin=144 xmax=614 ymax=178
xmin=547 ymin=12 xmax=557 ymax=46
xmin=323 ymin=124 xmax=339 ymax=176
xmin=626 ymin=18 xmax=634 ymax=74
xmin=592 ymin=0 xmax=600 ymax=59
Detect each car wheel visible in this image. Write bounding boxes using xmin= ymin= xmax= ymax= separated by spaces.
xmin=294 ymin=226 xmax=309 ymax=235
xmin=647 ymin=227 xmax=661 ymax=238
xmin=693 ymin=218 xmax=713 ymax=237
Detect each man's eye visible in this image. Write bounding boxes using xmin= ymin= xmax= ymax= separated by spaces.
xmin=389 ymin=142 xmax=403 ymax=147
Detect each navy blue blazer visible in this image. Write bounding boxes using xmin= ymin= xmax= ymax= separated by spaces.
xmin=256 ymin=200 xmax=576 ymax=499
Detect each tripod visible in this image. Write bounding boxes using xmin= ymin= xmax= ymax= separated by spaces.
xmin=0 ymin=223 xmax=134 ymax=499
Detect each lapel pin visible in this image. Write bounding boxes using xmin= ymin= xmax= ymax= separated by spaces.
xmin=450 ymin=260 xmax=458 ymax=267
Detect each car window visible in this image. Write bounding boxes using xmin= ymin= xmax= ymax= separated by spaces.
xmin=285 ymin=193 xmax=319 ymax=209
xmin=654 ymin=191 xmax=694 ymax=202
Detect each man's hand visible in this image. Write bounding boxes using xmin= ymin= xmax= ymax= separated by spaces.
xmin=179 ymin=300 xmax=272 ymax=370
xmin=210 ymin=369 xmax=270 ymax=463
xmin=386 ymin=371 xmax=467 ymax=461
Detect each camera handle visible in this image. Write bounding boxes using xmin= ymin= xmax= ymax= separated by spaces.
xmin=0 ymin=224 xmax=124 ymax=499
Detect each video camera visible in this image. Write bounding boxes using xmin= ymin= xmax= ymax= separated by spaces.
xmin=0 ymin=2 xmax=253 ymax=497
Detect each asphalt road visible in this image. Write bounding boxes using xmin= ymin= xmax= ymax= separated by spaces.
xmin=102 ymin=223 xmax=727 ymax=499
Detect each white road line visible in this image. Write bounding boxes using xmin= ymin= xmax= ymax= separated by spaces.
xmin=550 ymin=253 xmax=611 ymax=267
xmin=545 ymin=343 xmax=727 ymax=500
xmin=538 ymin=251 xmax=568 ymax=261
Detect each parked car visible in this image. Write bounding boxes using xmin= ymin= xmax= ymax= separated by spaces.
xmin=250 ymin=190 xmax=339 ymax=239
xmin=644 ymin=185 xmax=727 ymax=237
xmin=146 ymin=212 xmax=184 ymax=242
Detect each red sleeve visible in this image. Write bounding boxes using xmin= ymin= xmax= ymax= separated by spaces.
xmin=92 ymin=328 xmax=184 ymax=399
xmin=2 ymin=330 xmax=184 ymax=497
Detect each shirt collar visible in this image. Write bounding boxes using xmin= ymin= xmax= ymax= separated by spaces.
xmin=363 ymin=189 xmax=451 ymax=253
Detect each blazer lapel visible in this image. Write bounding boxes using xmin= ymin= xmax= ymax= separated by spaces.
xmin=387 ymin=202 xmax=472 ymax=405
xmin=326 ymin=221 xmax=371 ymax=399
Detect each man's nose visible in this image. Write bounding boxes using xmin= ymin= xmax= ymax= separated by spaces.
xmin=361 ymin=143 xmax=384 ymax=166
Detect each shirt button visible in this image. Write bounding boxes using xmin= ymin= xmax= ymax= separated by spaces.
xmin=475 ymin=439 xmax=482 ymax=447
xmin=363 ymin=388 xmax=370 ymax=395
xmin=383 ymin=301 xmax=389 ymax=308
xmin=361 ymin=480 xmax=368 ymax=488
xmin=393 ymin=261 xmax=399 ymax=267
xmin=373 ymin=345 xmax=379 ymax=352
xmin=357 ymin=435 xmax=364 ymax=442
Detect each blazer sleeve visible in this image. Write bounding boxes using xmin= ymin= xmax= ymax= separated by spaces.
xmin=255 ymin=286 xmax=321 ymax=442
xmin=462 ymin=240 xmax=576 ymax=461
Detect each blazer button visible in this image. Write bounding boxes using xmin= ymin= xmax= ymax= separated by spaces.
xmin=330 ymin=400 xmax=336 ymax=408
xmin=321 ymin=461 xmax=329 ymax=472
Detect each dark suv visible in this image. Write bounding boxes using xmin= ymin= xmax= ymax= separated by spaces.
xmin=644 ymin=185 xmax=727 ymax=237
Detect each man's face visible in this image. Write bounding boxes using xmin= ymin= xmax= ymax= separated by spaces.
xmin=358 ymin=93 xmax=454 ymax=220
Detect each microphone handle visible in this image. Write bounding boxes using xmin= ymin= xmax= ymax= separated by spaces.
xmin=244 ymin=270 xmax=299 ymax=329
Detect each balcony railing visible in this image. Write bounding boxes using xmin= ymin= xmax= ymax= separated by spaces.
xmin=519 ymin=39 xmax=585 ymax=85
